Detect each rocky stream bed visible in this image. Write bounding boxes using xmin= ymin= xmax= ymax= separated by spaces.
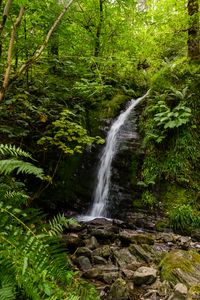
xmin=64 ymin=217 xmax=200 ymax=300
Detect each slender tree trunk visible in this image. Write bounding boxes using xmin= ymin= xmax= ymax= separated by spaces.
xmin=15 ymin=0 xmax=73 ymax=79
xmin=187 ymin=0 xmax=199 ymax=60
xmin=0 ymin=0 xmax=13 ymax=57
xmin=0 ymin=0 xmax=74 ymax=100
xmin=0 ymin=6 xmax=24 ymax=101
xmin=94 ymin=0 xmax=103 ymax=57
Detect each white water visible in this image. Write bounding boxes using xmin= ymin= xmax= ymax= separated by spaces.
xmin=79 ymin=91 xmax=150 ymax=222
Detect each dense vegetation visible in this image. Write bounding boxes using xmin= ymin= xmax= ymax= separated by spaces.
xmin=0 ymin=0 xmax=199 ymax=298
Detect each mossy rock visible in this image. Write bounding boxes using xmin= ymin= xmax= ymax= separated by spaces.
xmin=109 ymin=278 xmax=129 ymax=300
xmin=188 ymin=285 xmax=200 ymax=300
xmin=160 ymin=250 xmax=200 ymax=286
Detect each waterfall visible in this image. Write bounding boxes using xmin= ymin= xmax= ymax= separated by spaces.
xmin=80 ymin=91 xmax=150 ymax=221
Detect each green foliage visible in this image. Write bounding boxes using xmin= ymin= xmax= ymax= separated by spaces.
xmin=0 ymin=144 xmax=33 ymax=160
xmin=142 ymin=191 xmax=156 ymax=208
xmin=0 ymin=145 xmax=100 ymax=300
xmin=38 ymin=109 xmax=104 ymax=155
xmin=169 ymin=204 xmax=200 ymax=232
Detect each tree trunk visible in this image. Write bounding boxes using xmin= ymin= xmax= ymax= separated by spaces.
xmin=94 ymin=0 xmax=104 ymax=57
xmin=187 ymin=0 xmax=199 ymax=60
xmin=0 ymin=0 xmax=74 ymax=100
xmin=0 ymin=0 xmax=13 ymax=57
xmin=0 ymin=6 xmax=24 ymax=101
xmin=15 ymin=0 xmax=74 ymax=79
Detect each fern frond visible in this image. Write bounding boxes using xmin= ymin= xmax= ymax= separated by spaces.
xmin=48 ymin=213 xmax=70 ymax=236
xmin=0 ymin=283 xmax=15 ymax=300
xmin=0 ymin=159 xmax=44 ymax=179
xmin=0 ymin=144 xmax=34 ymax=160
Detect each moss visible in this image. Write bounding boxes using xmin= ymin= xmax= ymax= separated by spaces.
xmin=162 ymin=184 xmax=192 ymax=211
xmin=160 ymin=250 xmax=200 ymax=285
xmin=188 ymin=285 xmax=200 ymax=299
xmin=155 ymin=220 xmax=170 ymax=232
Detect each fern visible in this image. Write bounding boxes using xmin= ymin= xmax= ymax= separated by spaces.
xmin=0 ymin=144 xmax=33 ymax=160
xmin=0 ymin=159 xmax=44 ymax=179
xmin=48 ymin=213 xmax=78 ymax=236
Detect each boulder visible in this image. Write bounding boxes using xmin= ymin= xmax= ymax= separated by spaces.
xmin=83 ymin=265 xmax=119 ymax=283
xmin=91 ymin=228 xmax=116 ymax=241
xmin=129 ymin=244 xmax=153 ymax=263
xmin=119 ymin=230 xmax=154 ymax=245
xmin=76 ymin=256 xmax=92 ymax=271
xmin=160 ymin=250 xmax=200 ymax=286
xmin=133 ymin=266 xmax=157 ymax=286
xmin=113 ymin=247 xmax=138 ymax=268
xmin=93 ymin=245 xmax=111 ymax=258
xmin=84 ymin=236 xmax=98 ymax=250
xmin=109 ymin=278 xmax=129 ymax=300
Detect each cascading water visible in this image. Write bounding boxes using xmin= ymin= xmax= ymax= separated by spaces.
xmin=80 ymin=91 xmax=150 ymax=221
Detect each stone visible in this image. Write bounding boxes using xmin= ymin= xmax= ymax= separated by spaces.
xmin=119 ymin=230 xmax=154 ymax=245
xmin=160 ymin=250 xmax=200 ymax=286
xmin=109 ymin=278 xmax=129 ymax=300
xmin=75 ymin=247 xmax=92 ymax=258
xmin=174 ymin=283 xmax=188 ymax=297
xmin=133 ymin=267 xmax=157 ymax=286
xmin=93 ymin=245 xmax=111 ymax=258
xmin=91 ymin=228 xmax=116 ymax=240
xmin=168 ymin=283 xmax=188 ymax=300
xmin=64 ymin=233 xmax=83 ymax=248
xmin=76 ymin=256 xmax=92 ymax=271
xmin=129 ymin=244 xmax=153 ymax=263
xmin=113 ymin=247 xmax=138 ymax=268
xmin=121 ymin=268 xmax=135 ymax=279
xmin=83 ymin=265 xmax=119 ymax=283
xmin=85 ymin=236 xmax=98 ymax=250
xmin=93 ymin=255 xmax=107 ymax=265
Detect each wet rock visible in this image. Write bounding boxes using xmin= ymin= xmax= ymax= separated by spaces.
xmin=93 ymin=245 xmax=111 ymax=258
xmin=113 ymin=247 xmax=138 ymax=268
xmin=119 ymin=230 xmax=154 ymax=245
xmin=133 ymin=267 xmax=157 ymax=286
xmin=93 ymin=255 xmax=107 ymax=265
xmin=160 ymin=250 xmax=200 ymax=286
xmin=75 ymin=247 xmax=92 ymax=258
xmin=76 ymin=256 xmax=92 ymax=271
xmin=109 ymin=278 xmax=129 ymax=300
xmin=129 ymin=244 xmax=153 ymax=263
xmin=84 ymin=236 xmax=98 ymax=250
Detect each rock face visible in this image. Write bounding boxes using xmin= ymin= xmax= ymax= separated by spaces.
xmin=133 ymin=266 xmax=157 ymax=286
xmin=64 ymin=218 xmax=200 ymax=300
